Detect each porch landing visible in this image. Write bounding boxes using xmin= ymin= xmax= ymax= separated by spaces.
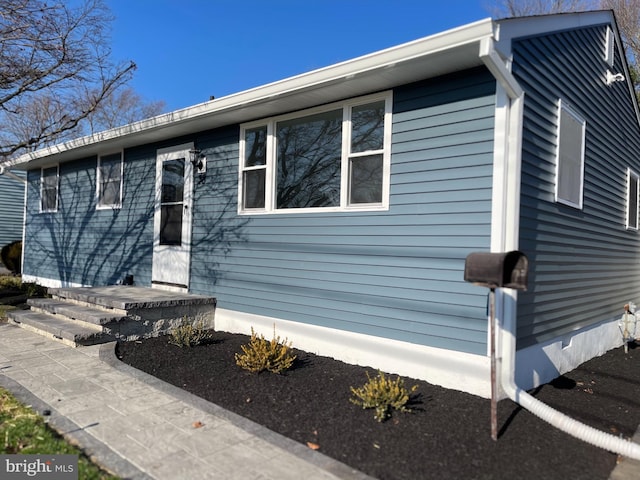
xmin=7 ymin=286 xmax=216 ymax=347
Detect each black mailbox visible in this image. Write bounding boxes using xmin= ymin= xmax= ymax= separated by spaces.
xmin=464 ymin=251 xmax=528 ymax=290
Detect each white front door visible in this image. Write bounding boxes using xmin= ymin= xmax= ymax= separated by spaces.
xmin=152 ymin=143 xmax=194 ymax=290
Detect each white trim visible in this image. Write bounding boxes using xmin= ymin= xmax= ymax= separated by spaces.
xmin=555 ymin=99 xmax=586 ymax=209
xmin=480 ymin=38 xmax=525 ymax=361
xmin=21 ymin=274 xmax=86 ymax=288
xmin=96 ymin=151 xmax=124 ymax=210
xmin=151 ymin=142 xmax=194 ymax=290
xmin=626 ymin=168 xmax=639 ymax=230
xmin=238 ymin=91 xmax=392 ymax=214
xmin=605 ymin=25 xmax=615 ymax=67
xmin=214 ymin=307 xmax=492 ymax=398
xmin=151 ymin=283 xmax=188 ymax=293
xmin=39 ymin=165 xmax=59 ymax=213
xmin=495 ymin=11 xmax=614 ymax=55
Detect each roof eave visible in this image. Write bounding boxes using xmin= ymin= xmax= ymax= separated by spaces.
xmin=11 ymin=17 xmax=495 ymax=170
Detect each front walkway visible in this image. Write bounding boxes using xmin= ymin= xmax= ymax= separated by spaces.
xmin=0 ymin=323 xmax=371 ymax=480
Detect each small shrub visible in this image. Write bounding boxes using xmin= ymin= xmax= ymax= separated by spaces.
xmin=350 ymin=371 xmax=418 ymax=422
xmin=1 ymin=241 xmax=21 ymax=274
xmin=235 ymin=326 xmax=296 ymax=374
xmin=168 ymin=316 xmax=213 ymax=347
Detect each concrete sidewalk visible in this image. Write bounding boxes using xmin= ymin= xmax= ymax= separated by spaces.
xmin=0 ymin=323 xmax=372 ymax=480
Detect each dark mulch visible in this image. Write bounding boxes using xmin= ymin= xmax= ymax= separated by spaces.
xmin=116 ymin=332 xmax=640 ymax=480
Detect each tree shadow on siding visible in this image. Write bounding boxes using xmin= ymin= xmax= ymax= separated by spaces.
xmin=25 ymin=147 xmax=248 ymax=289
xmin=26 ymin=163 xmax=154 ymax=286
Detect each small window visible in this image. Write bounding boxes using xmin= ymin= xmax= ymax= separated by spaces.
xmin=97 ymin=152 xmax=123 ymax=209
xmin=40 ymin=166 xmax=58 ymax=212
xmin=555 ymin=100 xmax=586 ymax=209
xmin=242 ymin=126 xmax=267 ymax=209
xmin=627 ymin=169 xmax=639 ymax=230
xmin=349 ymin=101 xmax=386 ymax=204
xmin=239 ymin=92 xmax=391 ymax=214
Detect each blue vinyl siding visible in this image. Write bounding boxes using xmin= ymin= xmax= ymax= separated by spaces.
xmin=23 ymin=152 xmax=155 ymax=286
xmin=22 ymin=68 xmax=496 ymax=355
xmin=189 ymin=68 xmax=496 ymax=354
xmin=513 ymin=25 xmax=640 ymax=348
xmin=0 ymin=173 xmax=24 ymax=247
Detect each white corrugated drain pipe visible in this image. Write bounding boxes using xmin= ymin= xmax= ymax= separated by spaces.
xmin=480 ymin=34 xmax=640 ymax=459
xmin=499 ymin=290 xmax=640 ymax=460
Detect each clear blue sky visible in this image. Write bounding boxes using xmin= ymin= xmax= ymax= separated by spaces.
xmin=106 ymin=1 xmax=493 ymax=112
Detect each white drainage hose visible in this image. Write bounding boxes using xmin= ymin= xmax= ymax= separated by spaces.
xmin=502 ymin=379 xmax=640 ymax=460
xmin=500 ymin=292 xmax=640 ymax=460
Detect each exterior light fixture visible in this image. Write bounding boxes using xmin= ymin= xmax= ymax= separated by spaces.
xmin=189 ymin=148 xmax=206 ymax=174
xmin=606 ymin=70 xmax=625 ymax=85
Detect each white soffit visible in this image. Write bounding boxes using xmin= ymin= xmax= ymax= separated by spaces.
xmin=12 ymin=18 xmax=494 ymax=169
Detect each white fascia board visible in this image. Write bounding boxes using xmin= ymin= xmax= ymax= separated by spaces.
xmin=494 ymin=10 xmax=614 ymax=55
xmin=11 ymin=18 xmax=494 ymax=169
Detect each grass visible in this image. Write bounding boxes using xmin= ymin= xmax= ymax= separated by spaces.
xmin=0 ymin=387 xmax=119 ymax=479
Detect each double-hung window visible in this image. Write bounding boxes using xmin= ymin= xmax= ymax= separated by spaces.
xmin=40 ymin=166 xmax=58 ymax=212
xmin=627 ymin=168 xmax=639 ymax=230
xmin=239 ymin=92 xmax=391 ymax=213
xmin=97 ymin=152 xmax=123 ymax=209
xmin=555 ymin=99 xmax=586 ymax=209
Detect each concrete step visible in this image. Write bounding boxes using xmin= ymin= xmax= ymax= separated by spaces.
xmin=27 ymin=298 xmax=127 ymax=326
xmin=49 ymin=286 xmax=216 ymax=311
xmin=9 ymin=285 xmax=216 ymax=346
xmin=7 ymin=310 xmax=110 ymax=347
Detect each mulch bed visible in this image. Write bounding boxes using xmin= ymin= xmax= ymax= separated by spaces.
xmin=116 ymin=332 xmax=640 ymax=480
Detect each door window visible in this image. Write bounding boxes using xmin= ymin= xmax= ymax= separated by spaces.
xmin=160 ymin=158 xmax=185 ymax=245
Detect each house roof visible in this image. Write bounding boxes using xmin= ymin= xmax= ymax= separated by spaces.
xmin=9 ymin=18 xmax=494 ymax=169
xmin=9 ymin=10 xmax=630 ymax=170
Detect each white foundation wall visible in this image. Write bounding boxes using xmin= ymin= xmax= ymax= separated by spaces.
xmin=21 ymin=274 xmax=86 ymax=288
xmin=19 ymin=275 xmax=629 ymax=399
xmin=215 ymin=307 xmax=492 ymax=398
xmin=513 ymin=315 xmax=626 ymax=392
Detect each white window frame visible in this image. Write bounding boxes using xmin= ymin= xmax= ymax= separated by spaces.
xmin=555 ymin=99 xmax=586 ymax=209
xmin=605 ymin=26 xmax=615 ymax=67
xmin=40 ymin=165 xmax=59 ymax=213
xmin=627 ymin=168 xmax=639 ymax=230
xmin=238 ymin=91 xmax=392 ymax=214
xmin=96 ymin=151 xmax=124 ymax=209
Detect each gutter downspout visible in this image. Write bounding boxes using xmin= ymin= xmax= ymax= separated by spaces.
xmin=479 ymin=36 xmax=640 ymax=460
xmin=0 ymin=165 xmax=26 ymax=184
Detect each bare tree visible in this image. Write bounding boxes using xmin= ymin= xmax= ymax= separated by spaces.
xmin=80 ymin=86 xmax=166 ymax=134
xmin=488 ymin=0 xmax=596 ymax=17
xmin=489 ymin=0 xmax=640 ymax=92
xmin=0 ymin=0 xmax=136 ymax=160
xmin=602 ymin=0 xmax=640 ymax=82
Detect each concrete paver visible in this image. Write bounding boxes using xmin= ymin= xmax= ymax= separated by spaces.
xmin=0 ymin=322 xmax=372 ymax=480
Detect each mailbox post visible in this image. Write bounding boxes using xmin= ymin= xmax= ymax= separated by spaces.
xmin=464 ymin=251 xmax=528 ymax=441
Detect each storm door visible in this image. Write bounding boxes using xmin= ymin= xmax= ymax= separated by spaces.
xmin=152 ymin=143 xmax=194 ymax=290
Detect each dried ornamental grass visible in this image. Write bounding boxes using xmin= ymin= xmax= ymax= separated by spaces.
xmin=235 ymin=326 xmax=296 ymax=374
xmin=350 ymin=370 xmax=418 ymax=422
xmin=168 ymin=316 xmax=213 ymax=347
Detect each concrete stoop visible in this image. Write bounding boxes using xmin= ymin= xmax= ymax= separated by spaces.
xmin=7 ymin=285 xmax=216 ymax=347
